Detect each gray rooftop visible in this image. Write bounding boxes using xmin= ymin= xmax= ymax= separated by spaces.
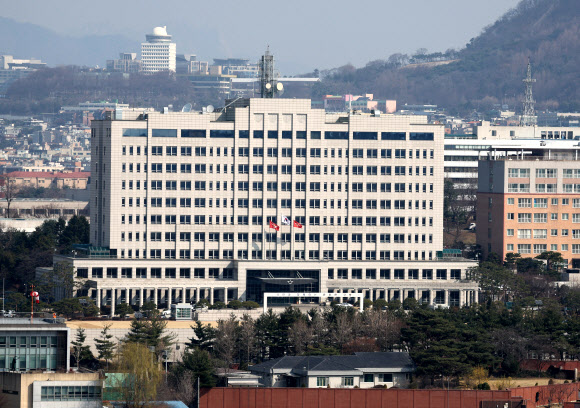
xmin=251 ymin=352 xmax=415 ymax=374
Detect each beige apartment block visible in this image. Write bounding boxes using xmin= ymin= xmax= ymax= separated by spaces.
xmin=54 ymin=98 xmax=478 ymax=310
xmin=477 ymin=158 xmax=580 ymax=267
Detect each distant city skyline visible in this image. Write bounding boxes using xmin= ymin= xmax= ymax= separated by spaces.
xmin=1 ymin=0 xmax=520 ymax=74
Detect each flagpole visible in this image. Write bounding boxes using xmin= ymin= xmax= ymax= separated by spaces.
xmin=30 ymin=284 xmax=34 ymax=324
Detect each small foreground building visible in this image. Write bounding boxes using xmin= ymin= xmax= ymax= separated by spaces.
xmin=249 ymin=352 xmax=415 ymax=388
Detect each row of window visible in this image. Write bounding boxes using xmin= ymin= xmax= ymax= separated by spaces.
xmin=135 ymin=180 xmax=435 ymax=193
xmin=122 ymin=128 xmax=434 ymax=141
xmin=124 ymin=162 xmax=436 ymax=177
xmin=121 ymin=197 xmax=435 ymax=211
xmin=508 ymin=168 xmax=580 ymax=178
xmin=507 ymin=197 xmax=580 ymax=208
xmin=507 ymin=228 xmax=580 ymax=238
xmin=507 ymin=184 xmax=580 ymax=193
xmin=120 ymin=215 xmax=434 ymax=227
xmin=81 ymin=266 xmax=459 ymax=281
xmin=78 ymin=267 xmax=234 ymax=279
xmin=121 ymin=145 xmax=436 ymax=160
xmin=40 ymin=386 xmax=101 ymax=402
xmin=123 ymin=231 xmax=435 ymax=244
xmin=505 ymin=213 xmax=580 ymax=222
xmin=507 ymin=243 xmax=574 ymax=254
xmin=328 ymin=268 xmax=461 ymax=280
xmin=121 ymin=249 xmax=436 ymax=261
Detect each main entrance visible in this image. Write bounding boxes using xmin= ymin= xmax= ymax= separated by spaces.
xmin=246 ymin=269 xmax=319 ymax=304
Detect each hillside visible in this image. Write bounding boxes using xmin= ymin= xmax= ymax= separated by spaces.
xmin=0 ymin=17 xmax=136 ymax=67
xmin=315 ymin=0 xmax=580 ymax=114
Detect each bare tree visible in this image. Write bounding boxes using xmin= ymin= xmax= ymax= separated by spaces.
xmin=169 ymin=370 xmax=197 ymax=408
xmin=238 ymin=314 xmax=256 ymax=368
xmin=364 ymin=309 xmax=403 ymax=351
xmin=0 ymin=176 xmax=18 ymax=219
xmin=332 ymin=312 xmax=354 ymax=353
xmin=214 ymin=315 xmax=238 ymax=374
xmin=288 ymin=319 xmax=313 ymax=355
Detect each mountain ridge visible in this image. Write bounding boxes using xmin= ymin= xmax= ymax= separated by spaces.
xmin=315 ymin=0 xmax=580 ymax=114
xmin=0 ymin=16 xmax=137 ymax=67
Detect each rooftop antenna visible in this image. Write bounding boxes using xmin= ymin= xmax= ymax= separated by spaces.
xmin=521 ymin=58 xmax=537 ymax=126
xmin=258 ymin=46 xmax=283 ymax=98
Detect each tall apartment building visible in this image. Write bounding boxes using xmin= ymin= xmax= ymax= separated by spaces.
xmin=52 ymin=98 xmax=478 ymax=314
xmin=141 ymin=26 xmax=176 ymax=73
xmin=477 ymin=155 xmax=580 ymax=267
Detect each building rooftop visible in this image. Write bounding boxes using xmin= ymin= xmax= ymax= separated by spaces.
xmin=0 ymin=318 xmax=66 ymax=327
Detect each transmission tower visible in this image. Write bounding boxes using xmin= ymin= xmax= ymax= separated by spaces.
xmin=521 ymin=59 xmax=537 ymax=126
xmin=258 ymin=46 xmax=283 ymax=98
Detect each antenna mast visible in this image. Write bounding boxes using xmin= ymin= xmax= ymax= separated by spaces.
xmin=521 ymin=59 xmax=537 ymax=126
xmin=258 ymin=46 xmax=283 ymax=98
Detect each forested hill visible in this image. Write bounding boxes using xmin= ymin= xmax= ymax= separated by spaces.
xmin=313 ymin=0 xmax=580 ymax=114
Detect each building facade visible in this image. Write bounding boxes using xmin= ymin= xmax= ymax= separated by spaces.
xmin=55 ymin=98 xmax=478 ymax=312
xmin=477 ymin=158 xmax=580 ymax=266
xmin=141 ymin=26 xmax=176 ymax=73
xmin=249 ymin=352 xmax=414 ymax=389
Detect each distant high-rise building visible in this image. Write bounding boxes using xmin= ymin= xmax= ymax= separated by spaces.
xmin=106 ymin=53 xmax=142 ymax=73
xmin=141 ymin=26 xmax=176 ymax=73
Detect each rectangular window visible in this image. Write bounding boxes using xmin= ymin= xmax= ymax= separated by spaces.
xmin=152 ymin=129 xmax=177 ymax=137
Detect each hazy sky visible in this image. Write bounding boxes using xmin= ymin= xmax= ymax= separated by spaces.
xmin=2 ymin=0 xmax=521 ymax=74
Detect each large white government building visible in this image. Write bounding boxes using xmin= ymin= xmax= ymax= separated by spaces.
xmin=54 ymin=98 xmax=478 ymax=314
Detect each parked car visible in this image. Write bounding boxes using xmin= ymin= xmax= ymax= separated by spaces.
xmin=160 ymin=310 xmax=171 ymax=318
xmin=468 ymin=223 xmax=476 ymax=231
xmin=1 ymin=310 xmax=15 ymax=318
xmin=336 ymin=303 xmax=353 ymax=308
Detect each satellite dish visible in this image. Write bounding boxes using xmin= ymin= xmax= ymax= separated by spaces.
xmin=276 ymin=82 xmax=284 ymax=91
xmin=181 ymin=103 xmax=192 ymax=113
xmin=265 ymin=83 xmax=272 ymax=90
xmin=206 ymin=105 xmax=214 ymax=113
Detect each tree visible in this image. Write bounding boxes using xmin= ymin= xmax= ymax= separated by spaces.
xmin=238 ymin=314 xmax=256 ymax=368
xmin=94 ymin=323 xmax=116 ymax=369
xmin=187 ymin=321 xmax=216 ymax=352
xmin=176 ymin=348 xmax=215 ymax=388
xmin=113 ymin=342 xmax=163 ymax=408
xmin=115 ymin=303 xmax=134 ymax=319
xmin=52 ymin=297 xmax=99 ymax=319
xmin=470 ymin=262 xmax=515 ymax=302
xmin=288 ymin=318 xmax=313 ymax=355
xmin=71 ymin=327 xmax=92 ymax=369
xmin=255 ymin=309 xmax=282 ymax=360
xmin=59 ymin=215 xmax=90 ymax=251
xmin=1 ymin=175 xmax=19 ymax=218
xmin=125 ymin=314 xmax=176 ymax=359
xmin=536 ymin=251 xmax=566 ymax=274
xmin=213 ymin=315 xmax=238 ymax=373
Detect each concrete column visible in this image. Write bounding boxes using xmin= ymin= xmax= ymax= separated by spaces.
xmin=140 ymin=288 xmax=144 ymax=307
xmin=96 ymin=288 xmax=101 ymax=308
xmin=181 ymin=287 xmax=186 ymax=303
xmin=459 ymin=290 xmax=465 ymax=307
xmin=154 ymin=288 xmax=158 ymax=307
xmin=429 ymin=289 xmax=434 ymax=305
xmin=111 ymin=289 xmax=116 ymax=316
xmin=195 ymin=288 xmax=200 ymax=303
xmin=210 ymin=288 xmax=215 ymax=305
xmin=444 ymin=290 xmax=448 ymax=306
xmin=168 ymin=288 xmax=172 ymax=307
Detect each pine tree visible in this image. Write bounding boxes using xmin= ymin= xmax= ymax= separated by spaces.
xmin=125 ymin=314 xmax=176 ymax=359
xmin=71 ymin=327 xmax=92 ymax=369
xmin=94 ymin=323 xmax=116 ymax=369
